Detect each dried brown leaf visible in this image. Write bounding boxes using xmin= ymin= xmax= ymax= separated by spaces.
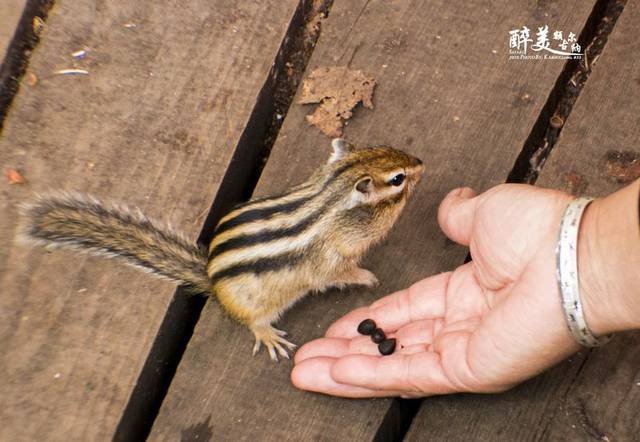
xmin=299 ymin=66 xmax=375 ymax=137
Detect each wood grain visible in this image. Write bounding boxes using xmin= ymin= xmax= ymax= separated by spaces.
xmin=150 ymin=0 xmax=596 ymax=439
xmin=0 ymin=0 xmax=299 ymax=440
xmin=0 ymin=0 xmax=25 ymax=61
xmin=405 ymin=2 xmax=640 ymax=441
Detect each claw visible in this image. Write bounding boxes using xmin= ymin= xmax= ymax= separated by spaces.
xmin=274 ymin=342 xmax=290 ymax=359
xmin=267 ymin=344 xmax=278 ymax=362
xmin=252 ymin=340 xmax=262 ymax=356
xmin=251 ymin=325 xmax=297 ymax=361
xmin=275 ymin=334 xmax=297 ymax=350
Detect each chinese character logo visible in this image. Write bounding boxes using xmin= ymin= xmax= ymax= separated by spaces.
xmin=509 ymin=25 xmax=582 ymax=60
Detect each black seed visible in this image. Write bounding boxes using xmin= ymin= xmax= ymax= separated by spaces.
xmin=378 ymin=338 xmax=397 ymax=356
xmin=357 ymin=319 xmax=377 ymax=335
xmin=371 ymin=328 xmax=386 ymax=344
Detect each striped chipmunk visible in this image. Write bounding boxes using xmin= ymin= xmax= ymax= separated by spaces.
xmin=21 ymin=138 xmax=424 ymax=361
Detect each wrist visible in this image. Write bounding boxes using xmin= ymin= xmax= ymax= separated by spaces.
xmin=578 ymin=179 xmax=640 ymax=335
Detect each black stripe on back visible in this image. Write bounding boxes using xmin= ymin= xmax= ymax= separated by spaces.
xmin=210 ymin=252 xmax=303 ymax=283
xmin=210 ymin=190 xmax=343 ymax=257
xmin=212 ymin=158 xmax=367 ymax=236
xmin=209 ymin=208 xmax=321 ymax=257
xmin=214 ymin=194 xmax=314 ymax=236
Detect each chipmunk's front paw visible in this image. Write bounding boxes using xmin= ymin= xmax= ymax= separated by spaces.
xmin=354 ymin=268 xmax=379 ymax=287
xmin=251 ymin=325 xmax=297 ymax=362
xmin=332 ymin=267 xmax=379 ymax=289
xmin=346 ymin=268 xmax=379 ymax=287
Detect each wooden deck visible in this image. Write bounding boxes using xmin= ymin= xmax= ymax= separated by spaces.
xmin=1 ymin=1 xmax=637 ymax=441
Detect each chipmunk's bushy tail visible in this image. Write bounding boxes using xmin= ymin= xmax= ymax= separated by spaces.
xmin=21 ymin=193 xmax=211 ymax=294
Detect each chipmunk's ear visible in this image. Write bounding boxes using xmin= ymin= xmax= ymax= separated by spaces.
xmin=329 ymin=138 xmax=355 ymax=163
xmin=354 ymin=176 xmax=373 ymax=194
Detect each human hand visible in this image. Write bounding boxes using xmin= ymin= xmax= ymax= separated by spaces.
xmin=291 ymin=184 xmax=585 ymax=397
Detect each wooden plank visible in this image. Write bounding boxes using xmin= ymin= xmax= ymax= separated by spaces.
xmin=149 ymin=0 xmax=597 ymax=439
xmin=0 ymin=0 xmax=25 ymax=61
xmin=0 ymin=0 xmax=300 ymax=440
xmin=405 ymin=3 xmax=640 ymax=441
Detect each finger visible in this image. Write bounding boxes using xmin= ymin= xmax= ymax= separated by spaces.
xmin=330 ymin=352 xmax=457 ymax=395
xmin=291 ymin=357 xmax=406 ymax=398
xmin=441 ymin=262 xmax=492 ymax=321
xmin=325 ymin=273 xmax=449 ymax=339
xmin=294 ymin=337 xmax=379 ymax=363
xmin=437 ymin=187 xmax=478 ymax=246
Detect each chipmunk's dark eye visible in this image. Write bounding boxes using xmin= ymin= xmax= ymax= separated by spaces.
xmin=389 ymin=173 xmax=405 ymax=186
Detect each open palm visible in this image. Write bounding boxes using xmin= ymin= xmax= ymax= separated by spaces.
xmin=291 ymin=185 xmax=581 ymax=397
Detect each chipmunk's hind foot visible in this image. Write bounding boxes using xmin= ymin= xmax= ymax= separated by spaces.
xmin=251 ymin=325 xmax=297 ymax=362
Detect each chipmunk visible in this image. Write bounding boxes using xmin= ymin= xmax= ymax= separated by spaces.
xmin=21 ymin=138 xmax=424 ymax=361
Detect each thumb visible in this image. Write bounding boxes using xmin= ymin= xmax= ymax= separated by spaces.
xmin=437 ymin=187 xmax=479 ymax=246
